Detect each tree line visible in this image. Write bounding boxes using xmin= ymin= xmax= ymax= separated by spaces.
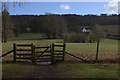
xmin=2 ymin=9 xmax=118 ymax=42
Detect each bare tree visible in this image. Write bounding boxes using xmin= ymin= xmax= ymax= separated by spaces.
xmin=2 ymin=8 xmax=9 ymax=42
xmin=1 ymin=1 xmax=22 ymax=43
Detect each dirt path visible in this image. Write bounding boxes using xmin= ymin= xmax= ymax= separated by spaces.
xmin=18 ymin=63 xmax=61 ymax=78
xmin=29 ymin=65 xmax=55 ymax=78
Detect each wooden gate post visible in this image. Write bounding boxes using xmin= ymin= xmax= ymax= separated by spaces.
xmin=63 ymin=43 xmax=66 ymax=61
xmin=31 ymin=44 xmax=36 ymax=63
xmin=51 ymin=44 xmax=54 ymax=64
xmin=13 ymin=43 xmax=17 ymax=62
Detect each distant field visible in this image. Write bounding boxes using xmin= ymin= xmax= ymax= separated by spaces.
xmin=8 ymin=33 xmax=47 ymax=40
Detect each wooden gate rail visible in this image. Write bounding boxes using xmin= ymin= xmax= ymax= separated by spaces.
xmin=65 ymin=52 xmax=91 ymax=63
xmin=0 ymin=50 xmax=13 ymax=58
xmin=35 ymin=46 xmax=50 ymax=58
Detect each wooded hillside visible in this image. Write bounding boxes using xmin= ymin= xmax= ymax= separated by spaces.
xmin=10 ymin=14 xmax=118 ymax=34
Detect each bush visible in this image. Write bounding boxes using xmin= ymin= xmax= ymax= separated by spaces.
xmin=63 ymin=33 xmax=90 ymax=43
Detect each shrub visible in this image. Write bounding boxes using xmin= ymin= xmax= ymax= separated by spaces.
xmin=63 ymin=33 xmax=90 ymax=43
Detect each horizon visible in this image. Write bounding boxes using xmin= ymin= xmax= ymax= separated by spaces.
xmin=9 ymin=13 xmax=118 ymax=16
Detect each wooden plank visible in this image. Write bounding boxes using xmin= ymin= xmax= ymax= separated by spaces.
xmin=17 ymin=57 xmax=32 ymax=59
xmin=17 ymin=54 xmax=32 ymax=56
xmin=17 ymin=49 xmax=32 ymax=51
xmin=35 ymin=51 xmax=50 ymax=53
xmin=1 ymin=50 xmax=13 ymax=58
xmin=54 ymin=53 xmax=63 ymax=55
xmin=35 ymin=46 xmax=50 ymax=49
xmin=55 ymin=58 xmax=63 ymax=60
xmin=54 ymin=50 xmax=63 ymax=52
xmin=53 ymin=45 xmax=63 ymax=47
xmin=41 ymin=55 xmax=51 ymax=57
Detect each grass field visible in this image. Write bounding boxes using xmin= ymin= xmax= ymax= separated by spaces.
xmin=2 ymin=33 xmax=118 ymax=61
xmin=2 ymin=33 xmax=119 ymax=78
xmin=8 ymin=33 xmax=47 ymax=40
xmin=66 ymin=39 xmax=118 ymax=54
xmin=2 ymin=38 xmax=118 ymax=54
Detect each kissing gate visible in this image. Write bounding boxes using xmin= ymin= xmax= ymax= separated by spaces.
xmin=13 ymin=43 xmax=66 ymax=64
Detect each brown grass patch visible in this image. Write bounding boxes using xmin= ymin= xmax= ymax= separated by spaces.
xmin=65 ymin=53 xmax=119 ymax=63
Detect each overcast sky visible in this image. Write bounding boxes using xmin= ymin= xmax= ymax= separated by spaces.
xmin=6 ymin=0 xmax=119 ymax=15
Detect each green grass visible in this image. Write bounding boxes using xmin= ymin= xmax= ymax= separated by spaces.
xmin=2 ymin=62 xmax=118 ymax=78
xmin=56 ymin=62 xmax=118 ymax=78
xmin=2 ymin=39 xmax=118 ymax=54
xmin=2 ymin=62 xmax=36 ymax=78
xmin=8 ymin=33 xmax=47 ymax=40
xmin=66 ymin=39 xmax=118 ymax=54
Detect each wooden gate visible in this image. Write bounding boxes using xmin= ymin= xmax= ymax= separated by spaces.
xmin=51 ymin=43 xmax=66 ymax=62
xmin=13 ymin=43 xmax=35 ymax=63
xmin=35 ymin=46 xmax=52 ymax=64
xmin=35 ymin=43 xmax=66 ymax=64
xmin=13 ymin=43 xmax=66 ymax=65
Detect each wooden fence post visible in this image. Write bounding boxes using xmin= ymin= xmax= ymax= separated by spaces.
xmin=51 ymin=44 xmax=54 ymax=64
xmin=63 ymin=43 xmax=66 ymax=61
xmin=96 ymin=40 xmax=99 ymax=62
xmin=13 ymin=43 xmax=17 ymax=62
